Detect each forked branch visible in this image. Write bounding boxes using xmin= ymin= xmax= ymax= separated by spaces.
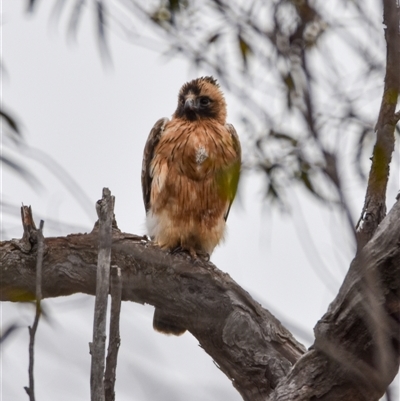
xmin=2 ymin=194 xmax=400 ymax=401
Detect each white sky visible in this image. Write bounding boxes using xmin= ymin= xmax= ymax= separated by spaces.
xmin=1 ymin=2 xmax=398 ymax=401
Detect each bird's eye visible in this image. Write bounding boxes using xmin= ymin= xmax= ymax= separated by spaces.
xmin=199 ymin=97 xmax=211 ymax=107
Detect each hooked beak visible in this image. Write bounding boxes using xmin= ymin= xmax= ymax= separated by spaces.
xmin=184 ymin=97 xmax=196 ymax=111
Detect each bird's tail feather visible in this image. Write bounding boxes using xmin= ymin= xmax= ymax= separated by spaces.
xmin=153 ymin=308 xmax=186 ymax=336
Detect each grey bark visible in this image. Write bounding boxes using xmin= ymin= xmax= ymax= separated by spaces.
xmin=90 ymin=188 xmax=115 ymax=401
xmin=23 ymin=211 xmax=44 ymax=401
xmin=2 ymin=197 xmax=400 ymax=400
xmin=272 ymin=197 xmax=400 ymax=400
xmin=104 ymin=266 xmax=122 ymax=401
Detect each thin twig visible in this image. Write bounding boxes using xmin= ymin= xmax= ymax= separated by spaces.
xmin=104 ymin=266 xmax=122 ymax=401
xmin=90 ymin=188 xmax=115 ymax=401
xmin=24 ymin=220 xmax=44 ymax=401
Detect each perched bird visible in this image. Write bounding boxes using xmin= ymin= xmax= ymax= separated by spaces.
xmin=141 ymin=76 xmax=241 ymax=334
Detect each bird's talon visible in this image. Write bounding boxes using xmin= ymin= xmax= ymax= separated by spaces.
xmin=170 ymin=246 xmax=181 ymax=255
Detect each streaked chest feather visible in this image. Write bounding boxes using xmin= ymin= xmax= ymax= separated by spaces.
xmin=153 ymin=121 xmax=235 ymax=178
xmin=149 ymin=120 xmax=238 ymax=218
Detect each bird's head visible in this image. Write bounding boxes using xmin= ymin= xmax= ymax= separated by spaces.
xmin=173 ymin=76 xmax=227 ymax=124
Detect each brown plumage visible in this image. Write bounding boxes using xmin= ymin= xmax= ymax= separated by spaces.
xmin=141 ymin=76 xmax=241 ymax=334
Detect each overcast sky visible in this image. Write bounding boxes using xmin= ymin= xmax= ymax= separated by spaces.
xmin=1 ymin=2 xmax=398 ymax=401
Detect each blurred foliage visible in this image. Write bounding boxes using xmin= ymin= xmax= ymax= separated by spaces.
xmin=0 ymin=101 xmax=94 ymax=223
xmin=1 ymin=109 xmax=21 ymax=136
xmin=0 ymin=323 xmax=20 ymax=344
xmin=23 ymin=0 xmax=399 ymax=214
xmin=0 ymin=107 xmax=41 ymax=187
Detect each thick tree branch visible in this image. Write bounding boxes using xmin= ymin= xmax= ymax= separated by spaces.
xmin=356 ymin=0 xmax=400 ymax=249
xmin=272 ymin=198 xmax=400 ymax=401
xmin=2 ymin=197 xmax=400 ymax=400
xmin=1 ymin=219 xmax=305 ymax=401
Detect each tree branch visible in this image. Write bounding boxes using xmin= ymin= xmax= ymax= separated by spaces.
xmin=23 ymin=211 xmax=44 ymax=401
xmin=356 ymin=0 xmax=400 ymax=249
xmin=2 ymin=198 xmax=400 ymax=400
xmin=272 ymin=198 xmax=400 ymax=400
xmin=90 ymin=188 xmax=115 ymax=401
xmin=104 ymin=266 xmax=122 ymax=401
xmin=1 ymin=213 xmax=304 ymax=401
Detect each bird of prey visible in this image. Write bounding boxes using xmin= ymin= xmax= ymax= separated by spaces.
xmin=141 ymin=76 xmax=241 ymax=334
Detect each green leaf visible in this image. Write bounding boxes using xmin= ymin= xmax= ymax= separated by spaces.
xmin=168 ymin=0 xmax=181 ymax=12
xmin=282 ymin=73 xmax=295 ymax=109
xmin=238 ymin=34 xmax=252 ymax=67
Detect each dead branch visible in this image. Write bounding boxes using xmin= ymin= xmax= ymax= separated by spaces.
xmin=23 ymin=214 xmax=44 ymax=401
xmin=2 ymin=207 xmax=304 ymax=401
xmin=90 ymin=188 xmax=115 ymax=401
xmin=272 ymin=197 xmax=400 ymax=401
xmin=2 ymin=194 xmax=400 ymax=400
xmin=104 ymin=266 xmax=122 ymax=401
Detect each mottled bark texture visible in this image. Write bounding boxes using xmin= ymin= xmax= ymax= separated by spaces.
xmin=356 ymin=0 xmax=400 ymax=250
xmin=272 ymin=198 xmax=400 ymax=401
xmin=104 ymin=266 xmax=122 ymax=401
xmin=1 ymin=217 xmax=304 ymax=401
xmin=90 ymin=188 xmax=115 ymax=401
xmin=23 ymin=208 xmax=44 ymax=401
xmin=2 ymin=197 xmax=400 ymax=401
